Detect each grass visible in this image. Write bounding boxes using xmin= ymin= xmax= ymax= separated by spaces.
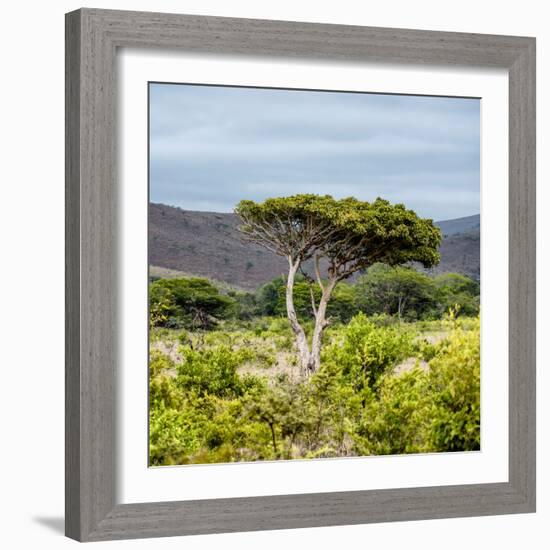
xmin=149 ymin=313 xmax=480 ymax=466
xmin=150 ymin=316 xmax=463 ymax=385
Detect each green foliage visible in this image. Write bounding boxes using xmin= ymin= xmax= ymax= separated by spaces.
xmin=149 ymin=216 xmax=478 ymax=466
xmin=176 ymin=345 xmax=257 ymax=398
xmin=149 ymin=286 xmax=174 ymax=328
xmin=273 ymin=277 xmax=319 ymax=319
xmin=149 ymin=403 xmax=209 ymax=465
xmin=249 ymin=265 xmax=479 ymax=327
xmin=422 ymin=317 xmax=480 ymax=451
xmin=355 ymin=264 xmax=480 ymax=321
xmin=352 ymin=317 xmax=480 ymax=455
xmin=246 ymin=377 xmax=309 ymax=459
xmin=433 ymin=272 xmax=480 ymax=317
xmin=255 ymin=277 xmax=283 ymax=316
xmin=236 ymin=195 xmax=441 ymax=273
xmin=353 ymin=368 xmax=427 ymax=455
xmin=303 ymin=361 xmax=363 ymax=457
xmin=149 ymin=277 xmax=235 ymax=329
xmin=254 ymin=276 xmax=359 ymax=323
xmin=326 ymin=282 xmax=357 ymax=323
xmin=325 ymin=313 xmax=412 ymax=390
xmin=355 ymin=263 xmax=436 ymax=320
xmin=149 ymin=313 xmax=479 ymax=464
xmin=198 ymin=395 xmax=274 ymax=463
xmin=226 ymin=290 xmax=258 ymax=320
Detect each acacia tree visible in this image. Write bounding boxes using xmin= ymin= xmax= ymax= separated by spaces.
xmin=355 ymin=263 xmax=437 ymax=321
xmin=236 ymin=195 xmax=441 ymax=374
xmin=149 ymin=278 xmax=234 ymax=329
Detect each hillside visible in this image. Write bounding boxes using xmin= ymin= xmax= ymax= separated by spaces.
xmin=149 ymin=203 xmax=480 ymax=289
xmin=435 ymin=214 xmax=480 ymax=237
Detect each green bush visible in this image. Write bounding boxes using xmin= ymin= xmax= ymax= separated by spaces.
xmin=246 ymin=377 xmax=310 ymax=459
xmin=226 ymin=290 xmax=258 ymax=320
xmin=149 ymin=310 xmax=480 ymax=464
xmin=303 ymin=361 xmax=363 ymax=457
xmin=255 ymin=277 xmax=284 ymax=316
xmin=150 ymin=277 xmax=235 ymax=329
xmin=326 ymin=283 xmax=358 ymax=323
xmin=352 ymin=367 xmax=427 ymax=455
xmin=354 ymin=264 xmax=437 ymax=320
xmin=422 ymin=317 xmax=480 ymax=451
xmin=325 ymin=313 xmax=412 ymax=390
xmin=433 ymin=273 xmax=480 ymax=317
xmin=199 ymin=396 xmax=273 ymax=463
xmin=354 ymin=264 xmax=480 ymax=320
xmin=176 ymin=345 xmax=256 ymax=398
xmin=351 ymin=317 xmax=480 ymax=455
xmin=149 ymin=402 xmax=209 ymax=465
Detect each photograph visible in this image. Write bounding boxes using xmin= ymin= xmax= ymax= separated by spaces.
xmin=0 ymin=0 xmax=541 ymax=546
xmin=148 ymin=82 xmax=481 ymax=467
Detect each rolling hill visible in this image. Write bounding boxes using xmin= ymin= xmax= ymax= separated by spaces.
xmin=436 ymin=214 xmax=480 ymax=237
xmin=149 ymin=203 xmax=480 ymax=289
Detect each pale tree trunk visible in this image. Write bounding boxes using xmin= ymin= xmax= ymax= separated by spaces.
xmin=286 ymin=258 xmax=311 ymax=373
xmin=309 ymin=278 xmax=337 ymax=373
xmin=397 ymin=294 xmax=407 ymax=322
xmin=286 ymin=258 xmax=337 ymax=376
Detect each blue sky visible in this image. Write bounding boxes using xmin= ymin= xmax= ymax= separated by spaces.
xmin=149 ymin=83 xmax=480 ymax=221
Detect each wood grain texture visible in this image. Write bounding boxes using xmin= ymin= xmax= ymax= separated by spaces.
xmin=65 ymin=9 xmax=81 ymax=541
xmin=66 ymin=8 xmax=117 ymax=540
xmin=65 ymin=8 xmax=536 ymax=542
xmin=89 ymin=482 xmax=530 ymax=541
xmin=86 ymin=8 xmax=532 ymax=67
xmin=508 ymin=41 xmax=536 ymax=508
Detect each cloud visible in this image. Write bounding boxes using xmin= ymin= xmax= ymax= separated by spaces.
xmin=149 ymin=83 xmax=480 ymax=221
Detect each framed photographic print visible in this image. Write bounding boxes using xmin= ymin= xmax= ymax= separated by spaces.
xmin=65 ymin=8 xmax=536 ymax=542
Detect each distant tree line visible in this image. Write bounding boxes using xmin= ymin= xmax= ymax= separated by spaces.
xmin=149 ymin=263 xmax=479 ymax=330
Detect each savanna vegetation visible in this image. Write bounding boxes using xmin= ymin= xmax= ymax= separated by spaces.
xmin=149 ymin=195 xmax=480 ymax=465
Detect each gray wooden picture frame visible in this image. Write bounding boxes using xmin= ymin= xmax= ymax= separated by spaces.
xmin=65 ymin=7 xmax=536 ymax=542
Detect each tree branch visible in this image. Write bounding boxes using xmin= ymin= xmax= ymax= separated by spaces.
xmin=309 ymin=286 xmax=318 ymax=317
xmin=314 ymin=252 xmax=325 ymax=293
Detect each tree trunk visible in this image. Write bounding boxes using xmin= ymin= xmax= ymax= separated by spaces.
xmin=309 ymin=278 xmax=337 ymax=373
xmin=286 ymin=258 xmax=311 ymax=374
xmin=397 ymin=294 xmax=407 ymax=322
xmin=286 ymin=258 xmax=337 ymax=376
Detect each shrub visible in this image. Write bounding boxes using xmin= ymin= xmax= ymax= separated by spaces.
xmin=176 ymin=345 xmax=255 ymax=398
xmin=352 ymin=367 xmax=427 ymax=455
xmin=148 ymin=311 xmax=480 ymax=464
xmin=422 ymin=317 xmax=480 ymax=451
xmin=325 ymin=313 xmax=412 ymax=390
xmin=354 ymin=264 xmax=480 ymax=321
xmin=196 ymin=393 xmax=274 ymax=463
xmin=354 ymin=264 xmax=437 ymax=320
xmin=326 ymin=282 xmax=358 ymax=323
xmin=149 ymin=403 xmax=209 ymax=465
xmin=149 ymin=277 xmax=235 ymax=329
xmin=352 ymin=317 xmax=480 ymax=455
xmin=228 ymin=291 xmax=258 ymax=320
xmin=433 ymin=273 xmax=480 ymax=317
xmin=255 ymin=278 xmax=283 ymax=316
xmin=411 ymin=338 xmax=439 ymax=362
xmin=304 ymin=361 xmax=363 ymax=456
xmin=246 ymin=377 xmax=310 ymax=459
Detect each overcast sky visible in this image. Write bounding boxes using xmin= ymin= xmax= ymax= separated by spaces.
xmin=149 ymin=83 xmax=480 ymax=221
